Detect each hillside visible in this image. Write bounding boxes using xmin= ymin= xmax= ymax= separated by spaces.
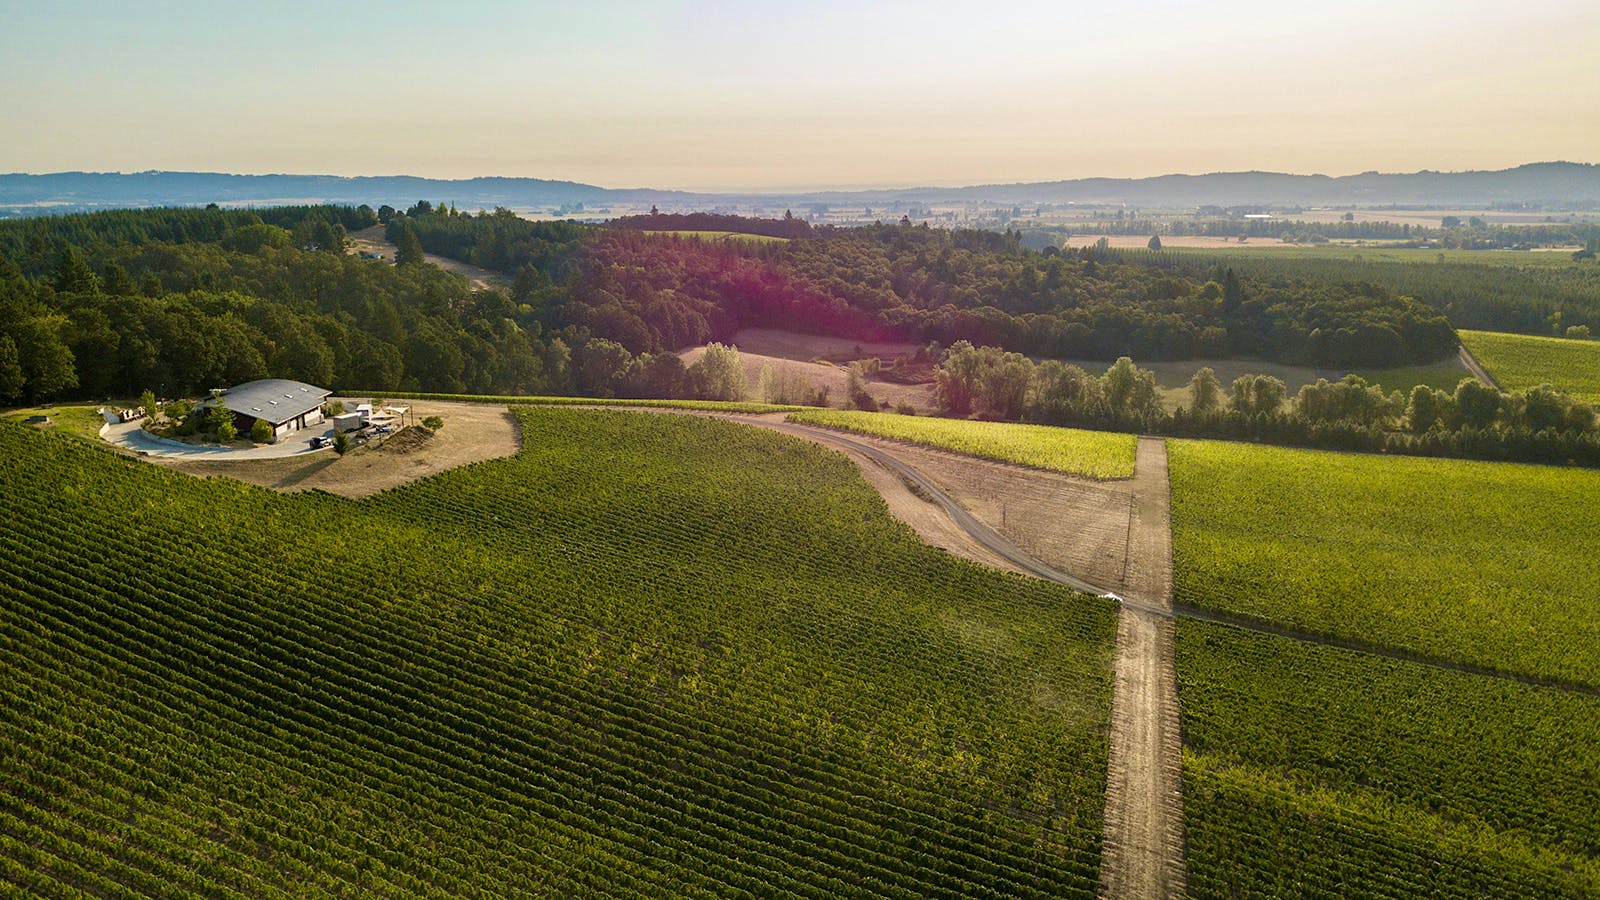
xmin=4 ymin=162 xmax=1597 ymax=215
xmin=0 ymin=410 xmax=1118 ymax=896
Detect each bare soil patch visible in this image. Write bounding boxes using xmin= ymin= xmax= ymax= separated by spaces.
xmin=347 ymin=225 xmax=510 ymax=293
xmin=850 ymin=437 xmax=1138 ymax=590
xmin=379 ymin=425 xmax=436 ymax=454
xmin=155 ymin=400 xmax=519 ymax=498
xmin=722 ymin=327 xmax=921 ymax=362
xmin=678 ymin=344 xmax=937 ymax=413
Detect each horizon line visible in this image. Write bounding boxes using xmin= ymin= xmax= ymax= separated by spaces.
xmin=3 ymin=160 xmax=1596 ymax=197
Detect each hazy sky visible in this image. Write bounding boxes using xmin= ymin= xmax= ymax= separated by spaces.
xmin=3 ymin=1 xmax=1597 ymax=191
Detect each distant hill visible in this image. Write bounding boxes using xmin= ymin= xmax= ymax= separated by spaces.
xmin=898 ymin=162 xmax=1600 ymax=207
xmin=0 ymin=171 xmax=657 ymax=212
xmin=2 ymin=162 xmax=1597 ymax=213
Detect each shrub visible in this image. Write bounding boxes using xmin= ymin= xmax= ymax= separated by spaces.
xmin=421 ymin=415 xmax=444 ymax=430
xmin=250 ymin=418 xmax=274 ymax=444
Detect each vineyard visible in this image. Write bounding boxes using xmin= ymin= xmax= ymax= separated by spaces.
xmin=1459 ymin=329 xmax=1600 ymax=403
xmin=786 ymin=409 xmax=1137 ymax=480
xmin=0 ymin=409 xmax=1119 ymax=897
xmin=1177 ymin=620 xmax=1600 ymax=897
xmin=1168 ymin=439 xmax=1600 ymax=687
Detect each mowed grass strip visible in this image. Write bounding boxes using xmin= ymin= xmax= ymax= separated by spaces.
xmin=334 ymin=391 xmax=809 ymax=414
xmin=1177 ymin=620 xmax=1600 ymax=899
xmin=1460 ymin=329 xmax=1600 ymax=403
xmin=788 ymin=409 xmax=1137 ymax=480
xmin=1168 ymin=439 xmax=1600 ymax=687
xmin=0 ymin=410 xmax=1116 ymax=897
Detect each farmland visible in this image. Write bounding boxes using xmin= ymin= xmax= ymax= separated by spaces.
xmin=787 ymin=409 xmax=1137 ymax=479
xmin=0 ymin=409 xmax=1119 ymax=897
xmin=1151 ymin=246 xmax=1600 ymax=336
xmin=1460 ymin=329 xmax=1600 ymax=403
xmin=1168 ymin=439 xmax=1600 ymax=687
xmin=1177 ymin=620 xmax=1600 ymax=897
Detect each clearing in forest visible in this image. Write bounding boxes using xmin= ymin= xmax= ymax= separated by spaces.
xmin=676 ymin=345 xmax=936 ymax=412
xmin=347 ymin=224 xmax=511 ymax=293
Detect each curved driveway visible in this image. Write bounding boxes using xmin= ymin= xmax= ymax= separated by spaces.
xmin=103 ymin=420 xmax=336 ymax=460
xmin=738 ymin=416 xmax=1153 ymax=603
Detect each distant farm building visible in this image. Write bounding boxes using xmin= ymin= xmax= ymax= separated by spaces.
xmin=206 ymin=379 xmax=331 ymax=439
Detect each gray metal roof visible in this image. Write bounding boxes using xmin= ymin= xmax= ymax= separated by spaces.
xmin=214 ymin=379 xmax=330 ymax=424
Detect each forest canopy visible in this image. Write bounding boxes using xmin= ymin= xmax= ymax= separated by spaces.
xmin=1 ymin=206 xmax=1460 ymax=406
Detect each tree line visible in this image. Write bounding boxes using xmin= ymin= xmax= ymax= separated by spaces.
xmin=1132 ymin=249 xmax=1600 ymax=338
xmin=922 ymin=341 xmax=1600 ymax=468
xmin=610 ymin=210 xmax=815 ymax=239
xmin=0 ymin=207 xmax=572 ymax=404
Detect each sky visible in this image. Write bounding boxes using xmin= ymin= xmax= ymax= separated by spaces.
xmin=2 ymin=0 xmax=1598 ymax=191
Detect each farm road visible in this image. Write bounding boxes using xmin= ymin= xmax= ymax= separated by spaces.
xmin=347 ymin=226 xmax=511 ymax=294
xmin=1459 ymin=344 xmax=1501 ymax=391
xmin=706 ymin=413 xmax=1189 ymax=897
xmin=1097 ymin=439 xmax=1186 ymax=899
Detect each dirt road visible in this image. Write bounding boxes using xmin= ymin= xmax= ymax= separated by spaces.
xmin=1098 ymin=439 xmax=1186 ymax=899
xmin=347 ymin=225 xmax=511 ymax=294
xmin=1459 ymin=344 xmax=1501 ymax=390
xmin=746 ymin=418 xmax=1187 ymax=896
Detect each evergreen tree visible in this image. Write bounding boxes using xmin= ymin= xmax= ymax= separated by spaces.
xmin=393 ymin=224 xmax=425 ymax=266
xmin=0 ymin=334 xmax=23 ymax=403
xmin=53 ymin=247 xmax=99 ymax=295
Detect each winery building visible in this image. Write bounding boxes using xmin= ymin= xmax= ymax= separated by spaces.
xmin=208 ymin=378 xmax=331 ymax=439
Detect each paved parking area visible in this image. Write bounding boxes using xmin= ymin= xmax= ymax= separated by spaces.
xmin=103 ymin=420 xmax=336 ymax=460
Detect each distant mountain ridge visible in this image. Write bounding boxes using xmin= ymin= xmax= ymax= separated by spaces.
xmin=2 ymin=162 xmax=1597 ymax=212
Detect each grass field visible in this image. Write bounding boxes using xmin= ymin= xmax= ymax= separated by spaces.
xmin=0 ymin=410 xmax=1117 ymax=896
xmin=787 ymin=409 xmax=1137 ymax=479
xmin=1178 ymin=621 xmax=1600 ymax=898
xmin=642 ymin=229 xmax=789 ymax=244
xmin=0 ymin=403 xmax=116 ymax=441
xmin=1348 ymin=360 xmax=1475 ymax=393
xmin=1460 ymin=329 xmax=1600 ymax=403
xmin=334 ymin=391 xmax=810 ymax=414
xmin=1168 ymin=439 xmax=1600 ymax=687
